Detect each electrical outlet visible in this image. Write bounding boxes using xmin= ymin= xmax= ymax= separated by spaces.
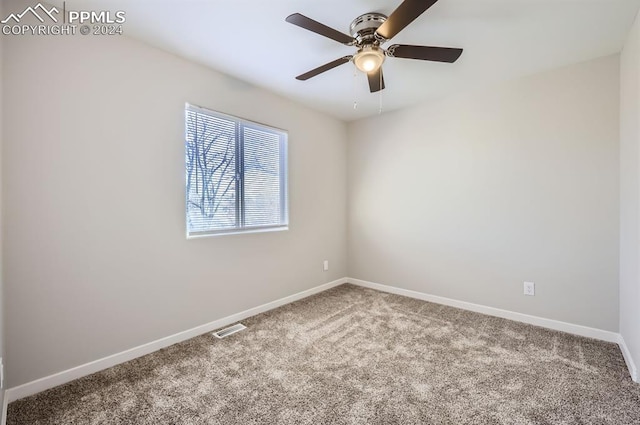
xmin=524 ymin=281 xmax=535 ymax=296
xmin=323 ymin=260 xmax=329 ymax=271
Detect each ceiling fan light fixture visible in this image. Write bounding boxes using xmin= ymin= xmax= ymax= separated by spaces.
xmin=354 ymin=46 xmax=385 ymax=73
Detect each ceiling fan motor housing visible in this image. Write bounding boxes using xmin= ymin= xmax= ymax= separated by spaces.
xmin=349 ymin=13 xmax=388 ymax=46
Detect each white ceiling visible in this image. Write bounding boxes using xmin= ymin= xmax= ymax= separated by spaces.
xmin=61 ymin=0 xmax=640 ymax=121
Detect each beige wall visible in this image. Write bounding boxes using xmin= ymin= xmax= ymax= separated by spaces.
xmin=3 ymin=23 xmax=347 ymax=386
xmin=620 ymin=10 xmax=640 ymax=379
xmin=348 ymin=55 xmax=620 ymax=331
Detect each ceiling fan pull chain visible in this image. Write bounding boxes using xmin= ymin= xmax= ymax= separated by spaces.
xmin=379 ymin=73 xmax=383 ymax=114
xmin=353 ymin=64 xmax=358 ymax=110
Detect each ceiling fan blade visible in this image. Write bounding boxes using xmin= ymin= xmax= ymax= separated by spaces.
xmin=286 ymin=13 xmax=354 ymax=45
xmin=296 ymin=56 xmax=353 ymax=81
xmin=375 ymin=0 xmax=439 ymax=40
xmin=387 ymin=45 xmax=463 ymax=63
xmin=367 ymin=68 xmax=385 ymax=93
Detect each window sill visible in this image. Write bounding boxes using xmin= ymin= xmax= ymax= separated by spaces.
xmin=187 ymin=225 xmax=289 ymax=239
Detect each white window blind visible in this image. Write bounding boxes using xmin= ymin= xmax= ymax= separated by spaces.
xmin=185 ymin=104 xmax=288 ymax=237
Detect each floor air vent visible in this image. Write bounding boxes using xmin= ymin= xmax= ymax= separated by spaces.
xmin=212 ymin=323 xmax=246 ymax=339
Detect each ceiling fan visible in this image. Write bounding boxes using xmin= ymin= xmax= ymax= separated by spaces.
xmin=285 ymin=0 xmax=463 ymax=93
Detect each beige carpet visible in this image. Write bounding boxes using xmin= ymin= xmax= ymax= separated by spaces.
xmin=8 ymin=284 xmax=640 ymax=424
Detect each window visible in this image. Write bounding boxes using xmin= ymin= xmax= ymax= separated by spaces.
xmin=185 ymin=104 xmax=288 ymax=237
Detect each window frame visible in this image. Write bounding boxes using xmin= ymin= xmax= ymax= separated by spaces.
xmin=185 ymin=103 xmax=289 ymax=238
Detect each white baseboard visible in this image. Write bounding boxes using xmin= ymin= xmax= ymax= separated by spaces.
xmin=618 ymin=334 xmax=639 ymax=383
xmin=6 ymin=277 xmax=347 ymax=403
xmin=1 ymin=389 xmax=6 ymax=425
xmin=347 ymin=278 xmax=620 ymax=343
xmin=6 ymin=275 xmax=637 ymax=405
xmin=350 ymin=277 xmax=639 ymax=383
